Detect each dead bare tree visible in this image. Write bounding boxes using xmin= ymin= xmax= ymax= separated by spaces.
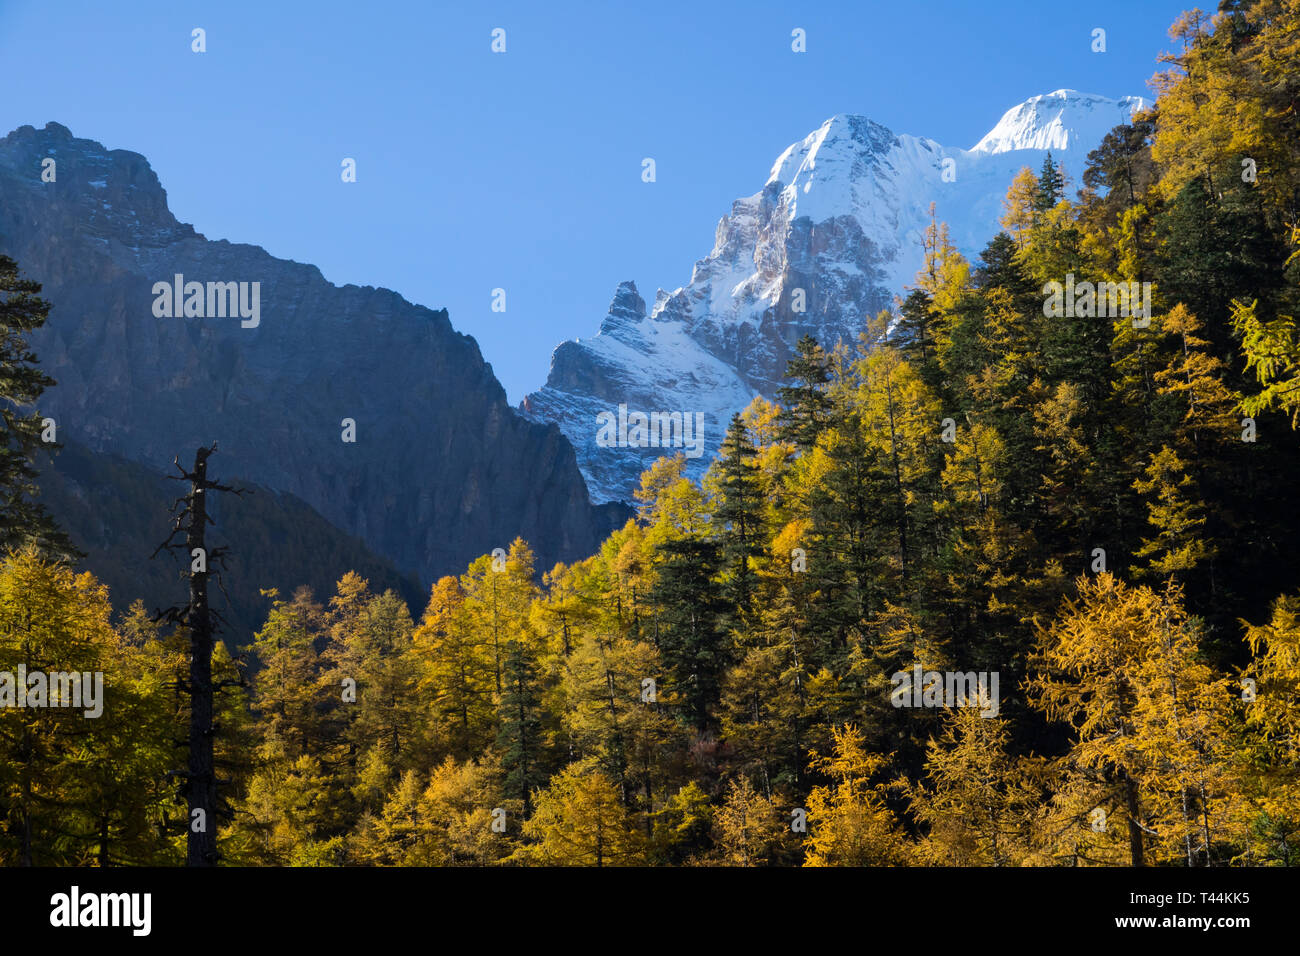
xmin=152 ymin=443 xmax=246 ymax=866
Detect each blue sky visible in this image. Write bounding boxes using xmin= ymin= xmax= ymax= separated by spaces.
xmin=0 ymin=0 xmax=1189 ymax=402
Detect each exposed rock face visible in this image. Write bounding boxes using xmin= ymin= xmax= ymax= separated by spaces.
xmin=0 ymin=122 xmax=624 ymax=585
xmin=524 ymin=91 xmax=1148 ymax=504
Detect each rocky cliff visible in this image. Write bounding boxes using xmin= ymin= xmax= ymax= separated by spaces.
xmin=0 ymin=122 xmax=624 ymax=585
xmin=523 ymin=91 xmax=1148 ymax=503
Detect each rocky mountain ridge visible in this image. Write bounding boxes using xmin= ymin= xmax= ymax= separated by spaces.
xmin=0 ymin=122 xmax=625 ymax=586
xmin=523 ymin=90 xmax=1148 ymax=503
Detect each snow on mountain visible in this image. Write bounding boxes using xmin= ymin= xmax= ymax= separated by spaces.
xmin=972 ymin=89 xmax=1149 ymax=154
xmin=523 ymin=91 xmax=1149 ymax=504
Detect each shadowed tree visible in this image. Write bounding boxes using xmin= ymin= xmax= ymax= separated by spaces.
xmin=0 ymin=254 xmax=73 ymax=557
xmin=152 ymin=444 xmax=246 ymax=867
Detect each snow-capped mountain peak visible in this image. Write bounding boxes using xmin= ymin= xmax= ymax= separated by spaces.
xmin=762 ymin=113 xmax=909 ymax=229
xmin=971 ymin=89 xmax=1149 ymax=154
xmin=766 ymin=114 xmax=898 ymax=186
xmin=524 ymin=91 xmax=1147 ymax=504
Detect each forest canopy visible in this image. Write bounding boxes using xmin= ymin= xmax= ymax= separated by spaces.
xmin=3 ymin=0 xmax=1300 ymax=867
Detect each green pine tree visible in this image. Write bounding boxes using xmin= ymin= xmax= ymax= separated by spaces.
xmin=711 ymin=413 xmax=765 ymax=626
xmin=495 ymin=639 xmax=548 ymax=814
xmin=776 ymin=335 xmax=834 ymax=450
xmin=0 ymin=255 xmax=73 ymax=556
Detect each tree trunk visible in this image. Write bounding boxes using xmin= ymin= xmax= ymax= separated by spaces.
xmin=186 ymin=448 xmax=218 ymax=867
xmin=1124 ymin=773 xmax=1144 ymax=867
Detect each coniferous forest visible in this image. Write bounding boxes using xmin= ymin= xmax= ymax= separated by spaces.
xmin=3 ymin=2 xmax=1300 ymax=871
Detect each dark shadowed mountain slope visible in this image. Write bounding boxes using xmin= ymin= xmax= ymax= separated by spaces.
xmin=0 ymin=122 xmax=627 ymax=585
xmin=38 ymin=440 xmax=425 ymax=645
